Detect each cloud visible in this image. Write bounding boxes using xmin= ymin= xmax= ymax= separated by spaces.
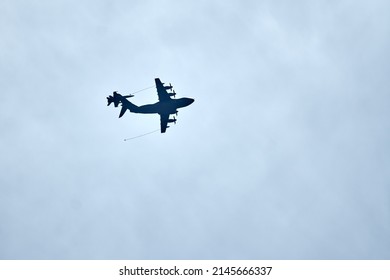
xmin=1 ymin=0 xmax=389 ymax=259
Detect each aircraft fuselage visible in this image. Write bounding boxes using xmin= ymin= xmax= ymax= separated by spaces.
xmin=137 ymin=98 xmax=194 ymax=115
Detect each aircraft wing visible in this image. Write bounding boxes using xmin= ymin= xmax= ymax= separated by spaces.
xmin=155 ymin=78 xmax=171 ymax=102
xmin=159 ymin=113 xmax=169 ymax=133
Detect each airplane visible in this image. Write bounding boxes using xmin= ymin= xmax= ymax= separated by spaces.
xmin=106 ymin=78 xmax=194 ymax=133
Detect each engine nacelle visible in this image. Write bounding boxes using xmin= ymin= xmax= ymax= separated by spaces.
xmin=164 ymin=83 xmax=173 ymax=90
xmin=168 ymin=117 xmax=177 ymax=124
xmin=168 ymin=89 xmax=176 ymax=98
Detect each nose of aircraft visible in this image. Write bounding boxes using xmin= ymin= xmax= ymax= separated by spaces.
xmin=179 ymin=97 xmax=195 ymax=108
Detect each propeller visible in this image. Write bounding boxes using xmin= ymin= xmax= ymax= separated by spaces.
xmin=168 ymin=116 xmax=177 ymax=124
xmin=169 ymin=90 xmax=176 ymax=98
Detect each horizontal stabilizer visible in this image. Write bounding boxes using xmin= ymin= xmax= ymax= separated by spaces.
xmin=119 ymin=105 xmax=127 ymax=118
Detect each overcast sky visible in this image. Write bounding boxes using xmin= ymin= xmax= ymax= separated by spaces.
xmin=1 ymin=0 xmax=389 ymax=259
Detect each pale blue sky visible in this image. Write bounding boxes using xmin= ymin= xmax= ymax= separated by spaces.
xmin=1 ymin=0 xmax=389 ymax=259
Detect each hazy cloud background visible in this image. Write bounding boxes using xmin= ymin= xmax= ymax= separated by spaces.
xmin=1 ymin=0 xmax=389 ymax=259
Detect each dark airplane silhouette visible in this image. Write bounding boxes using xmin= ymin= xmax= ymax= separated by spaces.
xmin=107 ymin=78 xmax=194 ymax=133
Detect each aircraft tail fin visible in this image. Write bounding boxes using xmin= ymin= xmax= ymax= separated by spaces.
xmin=107 ymin=91 xmax=140 ymax=117
xmin=107 ymin=91 xmax=121 ymax=107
